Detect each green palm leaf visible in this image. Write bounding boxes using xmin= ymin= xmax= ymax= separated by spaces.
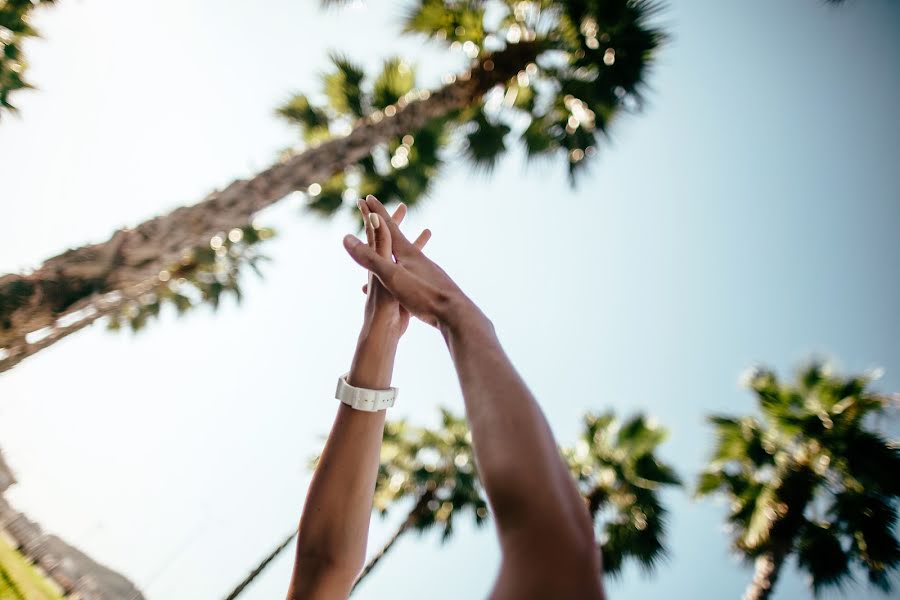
xmin=372 ymin=58 xmax=415 ymax=110
xmin=796 ymin=521 xmax=852 ymax=594
xmin=274 ymin=0 xmax=668 ymax=222
xmin=565 ymin=410 xmax=680 ymax=577
xmin=323 ymin=54 xmax=367 ymax=117
xmin=462 ymin=106 xmax=511 ymax=172
xmin=697 ymin=361 xmax=899 ymax=598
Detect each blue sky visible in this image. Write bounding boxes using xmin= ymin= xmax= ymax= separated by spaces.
xmin=0 ymin=1 xmax=898 ymax=599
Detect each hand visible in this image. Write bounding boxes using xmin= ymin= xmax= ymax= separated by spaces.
xmin=344 ymin=195 xmax=483 ymax=333
xmin=356 ymin=197 xmax=431 ymax=337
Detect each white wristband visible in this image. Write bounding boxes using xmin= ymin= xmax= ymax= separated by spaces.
xmin=335 ymin=373 xmax=397 ymax=412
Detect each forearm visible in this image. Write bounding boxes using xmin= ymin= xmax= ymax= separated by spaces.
xmin=289 ymin=320 xmax=398 ymax=596
xmin=440 ymin=304 xmax=594 ymax=552
xmin=338 ymin=195 xmax=601 ymax=595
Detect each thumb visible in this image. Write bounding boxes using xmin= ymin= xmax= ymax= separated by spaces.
xmin=343 ymin=235 xmax=395 ymax=281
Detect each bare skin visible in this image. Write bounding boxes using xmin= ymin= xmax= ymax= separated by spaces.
xmin=288 ymin=195 xmax=604 ymax=599
xmin=286 ymin=201 xmax=429 ymax=599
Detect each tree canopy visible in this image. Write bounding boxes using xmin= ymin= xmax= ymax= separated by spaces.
xmin=697 ymin=362 xmax=900 ymax=599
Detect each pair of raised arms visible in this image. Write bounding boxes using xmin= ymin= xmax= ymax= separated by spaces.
xmin=286 ymin=195 xmax=605 ymax=599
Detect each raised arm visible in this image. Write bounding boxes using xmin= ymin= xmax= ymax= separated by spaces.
xmin=287 ymin=201 xmax=429 ymax=599
xmin=342 ymin=196 xmax=604 ymax=599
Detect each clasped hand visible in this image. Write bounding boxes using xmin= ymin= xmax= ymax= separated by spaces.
xmin=347 ymin=195 xmax=482 ymax=335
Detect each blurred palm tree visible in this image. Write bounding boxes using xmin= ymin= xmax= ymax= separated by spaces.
xmin=221 ymin=408 xmax=487 ymax=600
xmin=357 ymin=408 xmax=681 ymax=589
xmin=352 ymin=408 xmax=487 ymax=591
xmin=1 ymin=0 xmax=855 ymax=120
xmin=564 ymin=411 xmax=681 ymax=577
xmin=0 ymin=0 xmax=665 ymax=372
xmin=0 ymin=0 xmax=57 ymax=116
xmin=223 ymin=407 xmax=680 ymax=598
xmin=696 ymin=361 xmax=900 ymax=600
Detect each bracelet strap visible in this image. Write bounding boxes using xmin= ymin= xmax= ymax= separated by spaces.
xmin=335 ymin=373 xmax=398 ymax=412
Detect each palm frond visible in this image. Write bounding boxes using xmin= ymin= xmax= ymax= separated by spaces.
xmin=372 ymin=58 xmax=415 ymax=110
xmin=706 ymin=415 xmax=773 ymax=467
xmin=796 ymin=521 xmax=852 ymax=595
xmin=838 ymin=430 xmax=900 ymax=495
xmin=568 ymin=410 xmax=679 ymax=576
xmin=322 ymin=54 xmax=367 ymax=117
xmin=276 ymin=94 xmax=331 ymax=143
xmin=632 ymin=454 xmax=681 ymax=487
xmin=831 ymin=491 xmax=900 ymax=591
xmin=521 ymin=114 xmax=558 ymax=159
xmin=403 ymin=0 xmax=486 ymax=44
xmin=462 ymin=106 xmax=511 ymax=172
xmin=0 ymin=0 xmax=58 ymax=117
xmin=700 ymin=361 xmax=898 ymax=596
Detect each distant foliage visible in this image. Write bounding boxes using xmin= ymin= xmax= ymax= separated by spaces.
xmin=0 ymin=0 xmax=56 ymax=116
xmin=564 ymin=411 xmax=681 ymax=576
xmin=0 ymin=0 xmax=667 ymax=362
xmin=106 ymin=224 xmax=274 ymax=332
xmin=697 ymin=362 xmax=900 ymax=597
xmin=374 ymin=408 xmax=488 ymax=538
xmin=278 ymin=55 xmax=451 ymax=217
xmin=360 ymin=407 xmax=679 ymax=584
xmin=280 ymin=0 xmax=666 ymax=219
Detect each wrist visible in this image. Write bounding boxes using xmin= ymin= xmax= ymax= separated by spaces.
xmin=438 ymin=294 xmax=494 ymax=342
xmin=349 ymin=326 xmax=399 ymax=390
xmin=361 ymin=312 xmax=403 ymax=341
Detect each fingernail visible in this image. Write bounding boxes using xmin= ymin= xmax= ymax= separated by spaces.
xmin=343 ymin=234 xmax=360 ymax=249
xmin=357 ymin=199 xmax=366 ymax=213
xmin=369 ymin=213 xmax=380 ymax=229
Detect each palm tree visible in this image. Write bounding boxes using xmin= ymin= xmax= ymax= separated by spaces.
xmin=363 ymin=409 xmax=681 ymax=588
xmin=0 ymin=0 xmax=665 ymax=372
xmin=563 ymin=411 xmax=681 ymax=576
xmin=220 ymin=409 xmax=487 ymax=600
xmin=353 ymin=408 xmax=487 ymax=592
xmin=221 ymin=529 xmax=297 ymax=600
xmin=696 ymin=361 xmax=900 ymax=600
xmin=226 ymin=407 xmax=680 ymax=598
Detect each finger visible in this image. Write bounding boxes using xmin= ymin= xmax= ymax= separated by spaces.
xmin=343 ymin=235 xmax=396 ymax=281
xmin=346 ymin=233 xmax=432 ymax=320
xmin=369 ymin=211 xmax=393 ymax=259
xmin=357 ymin=199 xmax=375 ymax=248
xmin=362 ymin=284 xmax=368 ymax=294
xmin=365 ymin=195 xmax=415 ymax=255
xmin=392 ymin=203 xmax=408 ymax=226
xmin=413 ymin=228 xmax=432 ymax=250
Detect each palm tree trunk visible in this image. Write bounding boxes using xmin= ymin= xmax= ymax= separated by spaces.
xmin=0 ymin=41 xmax=542 ymax=373
xmin=223 ymin=488 xmax=434 ymax=599
xmin=741 ymin=547 xmax=788 ymax=600
xmin=351 ymin=489 xmax=435 ymax=594
xmin=741 ymin=467 xmax=815 ymax=600
xmin=350 ymin=512 xmax=417 ymax=595
xmin=222 ymin=529 xmax=297 ymax=600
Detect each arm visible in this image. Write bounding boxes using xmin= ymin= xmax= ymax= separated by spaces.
xmin=442 ymin=311 xmax=603 ymax=598
xmin=287 ymin=202 xmax=429 ymax=599
xmin=342 ymin=196 xmax=604 ymax=599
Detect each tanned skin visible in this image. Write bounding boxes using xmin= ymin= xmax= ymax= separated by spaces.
xmin=287 ymin=196 xmax=604 ymax=600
